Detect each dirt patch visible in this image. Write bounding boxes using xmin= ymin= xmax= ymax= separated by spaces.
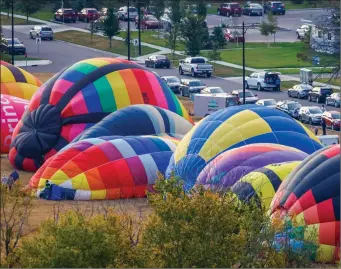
xmin=33 ymin=72 xmax=56 ymax=83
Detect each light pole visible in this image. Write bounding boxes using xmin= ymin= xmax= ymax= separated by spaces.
xmin=127 ymin=0 xmax=130 ymax=60
xmin=137 ymin=1 xmax=141 ymax=56
xmin=242 ymin=22 xmax=254 ymax=104
xmin=11 ymin=0 xmax=14 ymax=65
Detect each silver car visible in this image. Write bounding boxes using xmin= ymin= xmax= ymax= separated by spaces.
xmin=117 ymin=6 xmax=138 ymax=21
xmin=287 ymin=84 xmax=313 ymax=99
xmin=30 ymin=26 xmax=54 ymax=40
xmin=179 ymin=79 xmax=206 ymax=97
xmin=256 ymin=99 xmax=277 ymax=108
xmin=298 ymin=106 xmax=323 ymax=125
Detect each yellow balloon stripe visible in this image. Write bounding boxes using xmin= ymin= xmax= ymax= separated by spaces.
xmin=1 ymin=66 xmax=16 ymax=83
xmin=106 ymin=72 xmax=131 ymax=109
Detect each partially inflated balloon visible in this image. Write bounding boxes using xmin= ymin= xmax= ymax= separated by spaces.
xmin=168 ymin=105 xmax=322 ymax=191
xmin=31 ymin=136 xmax=177 ymax=200
xmin=196 ymin=144 xmax=308 ymax=192
xmin=270 ymin=145 xmax=340 ymax=263
xmin=1 ymin=94 xmax=28 ymax=153
xmin=0 ymin=61 xmax=42 ymax=100
xmin=9 ymin=58 xmax=191 ymax=171
xmin=72 ymin=104 xmax=193 ymax=142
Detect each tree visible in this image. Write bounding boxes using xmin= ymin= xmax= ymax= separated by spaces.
xmin=166 ymin=23 xmax=180 ymax=57
xmin=102 ymin=8 xmax=120 ymax=48
xmin=267 ymin=12 xmax=278 ymax=42
xmin=195 ymin=0 xmax=207 ymax=21
xmin=208 ymin=43 xmax=221 ymax=75
xmin=150 ymin=0 xmax=164 ymax=36
xmin=0 ymin=185 xmax=33 ymax=267
xmin=167 ymin=0 xmax=182 ymax=25
xmin=211 ymin=26 xmax=227 ymax=49
xmin=260 ymin=12 xmax=277 ymax=47
xmin=306 ymin=0 xmax=319 ymax=8
xmin=291 ymin=0 xmax=304 ymax=4
xmin=17 ymin=0 xmax=47 ymax=22
xmin=88 ymin=20 xmax=96 ymax=46
xmin=18 ymin=210 xmax=135 ymax=268
xmin=179 ymin=14 xmax=206 ymax=56
xmin=1 ymin=0 xmax=12 ymax=17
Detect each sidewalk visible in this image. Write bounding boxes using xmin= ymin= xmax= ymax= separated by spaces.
xmin=14 ymin=60 xmax=52 ymax=67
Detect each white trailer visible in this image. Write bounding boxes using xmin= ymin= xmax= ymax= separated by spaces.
xmin=194 ymin=94 xmax=238 ymax=118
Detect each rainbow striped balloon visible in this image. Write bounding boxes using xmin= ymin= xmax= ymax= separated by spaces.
xmin=0 ymin=61 xmax=42 ymax=100
xmin=9 ymin=58 xmax=191 ymax=172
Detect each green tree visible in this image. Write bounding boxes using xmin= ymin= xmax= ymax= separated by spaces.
xmin=17 ymin=0 xmax=47 ymax=22
xmin=150 ymin=0 xmax=164 ymax=36
xmin=1 ymin=0 xmax=12 ymax=17
xmin=167 ymin=0 xmax=182 ymax=25
xmin=18 ymin=210 xmax=134 ymax=268
xmin=260 ymin=12 xmax=277 ymax=47
xmin=88 ymin=20 xmax=96 ymax=46
xmin=179 ymin=14 xmax=206 ymax=56
xmin=195 ymin=0 xmax=207 ymax=21
xmin=166 ymin=23 xmax=180 ymax=57
xmin=211 ymin=26 xmax=227 ymax=49
xmin=208 ymin=42 xmax=221 ymax=74
xmin=306 ymin=0 xmax=319 ymax=7
xmin=102 ymin=8 xmax=120 ymax=48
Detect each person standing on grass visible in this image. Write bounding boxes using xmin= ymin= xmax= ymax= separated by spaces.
xmin=321 ymin=117 xmax=327 ymax=135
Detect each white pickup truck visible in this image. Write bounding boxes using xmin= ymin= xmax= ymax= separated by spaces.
xmin=179 ymin=57 xmax=214 ymax=78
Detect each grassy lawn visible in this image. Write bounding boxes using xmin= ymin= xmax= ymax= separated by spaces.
xmin=54 ymin=30 xmax=159 ymax=57
xmin=0 ymin=14 xmax=42 ymax=25
xmin=117 ymin=30 xmax=186 ymax=51
xmin=280 ymin=80 xmax=299 ymax=90
xmin=265 ymin=67 xmax=334 ymax=75
xmin=315 ymin=77 xmax=340 ymax=86
xmin=207 ymin=0 xmax=325 ymax=14
xmin=165 ymin=53 xmax=251 ymax=77
xmin=207 ymin=42 xmax=336 ymax=69
xmin=13 ymin=10 xmax=54 ymax=21
xmin=1 ymin=53 xmax=42 ymax=62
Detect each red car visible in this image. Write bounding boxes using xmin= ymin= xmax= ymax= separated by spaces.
xmin=54 ymin=8 xmax=78 ymax=23
xmin=224 ymin=29 xmax=244 ymax=42
xmin=217 ymin=3 xmax=242 ymax=17
xmin=135 ymin=15 xmax=159 ymax=29
xmin=78 ymin=8 xmax=101 ymax=22
xmin=322 ymin=111 xmax=340 ymax=130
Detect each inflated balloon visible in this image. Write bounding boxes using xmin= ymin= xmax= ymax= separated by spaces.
xmin=231 ymin=161 xmax=301 ymax=210
xmin=1 ymin=94 xmax=29 ymax=153
xmin=196 ymin=144 xmax=308 ymax=192
xmin=168 ymin=105 xmax=322 ymax=191
xmin=30 ymin=136 xmax=177 ymax=200
xmin=0 ymin=61 xmax=42 ymax=100
xmin=9 ymin=58 xmax=192 ymax=172
xmin=270 ymin=145 xmax=340 ymax=263
xmin=73 ymin=104 xmax=193 ymax=142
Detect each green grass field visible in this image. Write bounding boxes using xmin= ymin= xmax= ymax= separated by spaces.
xmin=202 ymin=42 xmax=336 ymax=69
xmin=315 ymin=77 xmax=340 ymax=86
xmin=54 ymin=30 xmax=159 ymax=57
xmin=13 ymin=10 xmax=54 ymax=21
xmin=265 ymin=67 xmax=334 ymax=75
xmin=1 ymin=53 xmax=42 ymax=62
xmin=0 ymin=14 xmax=42 ymax=25
xmin=117 ymin=30 xmax=186 ymax=51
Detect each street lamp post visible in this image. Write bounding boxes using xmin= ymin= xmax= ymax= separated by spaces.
xmin=127 ymin=0 xmax=130 ymax=60
xmin=11 ymin=0 xmax=14 ymax=65
xmin=137 ymin=2 xmax=141 ymax=56
xmin=242 ymin=22 xmax=254 ymax=104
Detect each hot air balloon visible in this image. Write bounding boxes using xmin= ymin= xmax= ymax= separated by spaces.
xmin=270 ymin=145 xmax=340 ymax=263
xmin=30 ymin=136 xmax=177 ymax=200
xmin=196 ymin=144 xmax=308 ymax=192
xmin=72 ymin=104 xmax=193 ymax=142
xmin=231 ymin=161 xmax=301 ymax=210
xmin=168 ymin=105 xmax=322 ymax=191
xmin=0 ymin=61 xmax=42 ymax=100
xmin=9 ymin=58 xmax=192 ymax=172
xmin=1 ymin=94 xmax=29 ymax=153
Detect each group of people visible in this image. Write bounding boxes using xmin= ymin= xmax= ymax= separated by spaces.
xmin=1 ymin=170 xmax=19 ymax=190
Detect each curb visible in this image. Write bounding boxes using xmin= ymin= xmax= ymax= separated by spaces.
xmin=14 ymin=60 xmax=52 ymax=67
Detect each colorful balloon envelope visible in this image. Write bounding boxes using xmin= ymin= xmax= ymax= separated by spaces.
xmin=1 ymin=94 xmax=29 ymax=153
xmin=30 ymin=136 xmax=177 ymax=200
xmin=196 ymin=144 xmax=308 ymax=192
xmin=270 ymin=145 xmax=340 ymax=263
xmin=0 ymin=61 xmax=42 ymax=100
xmin=72 ymin=104 xmax=193 ymax=142
xmin=231 ymin=161 xmax=302 ymax=211
xmin=168 ymin=105 xmax=322 ymax=191
xmin=9 ymin=58 xmax=192 ymax=172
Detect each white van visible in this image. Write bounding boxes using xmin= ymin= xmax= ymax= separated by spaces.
xmin=194 ymin=94 xmax=238 ymax=118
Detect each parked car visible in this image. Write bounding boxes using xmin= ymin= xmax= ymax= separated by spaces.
xmin=78 ymin=8 xmax=100 ymax=22
xmin=54 ymin=8 xmax=77 ymax=23
xmin=242 ymin=3 xmax=263 ymax=16
xmin=161 ymin=76 xmax=181 ymax=94
xmin=217 ymin=2 xmax=242 ymax=16
xmin=29 ymin=26 xmax=53 ymax=40
xmin=117 ymin=6 xmax=138 ymax=21
xmin=201 ymin=87 xmax=226 ymax=95
xmin=1 ymin=38 xmax=26 ymax=55
xmin=231 ymin=89 xmax=258 ymax=104
xmin=179 ymin=79 xmax=206 ymax=97
xmin=145 ymin=55 xmax=171 ymax=68
xmin=298 ymin=106 xmax=323 ymax=125
xmin=263 ymin=1 xmax=286 ymax=15
xmin=245 ymin=72 xmax=281 ymax=91
xmin=287 ymin=83 xmax=313 ymax=99
xmin=224 ymin=29 xmax=244 ymax=43
xmin=308 ymin=87 xmax=333 ymax=103
xmin=276 ymin=100 xmax=302 ymax=118
xmin=296 ymin=24 xmax=310 ymax=39
xmin=135 ymin=15 xmax=159 ymax=29
xmin=179 ymin=57 xmax=214 ymax=78
xmin=325 ymin=92 xmax=340 ymax=107
xmin=322 ymin=111 xmax=340 ymax=130
xmin=255 ymin=99 xmax=277 ymax=108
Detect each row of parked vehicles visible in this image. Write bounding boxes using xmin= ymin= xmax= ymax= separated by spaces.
xmin=217 ymin=1 xmax=286 ymax=17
